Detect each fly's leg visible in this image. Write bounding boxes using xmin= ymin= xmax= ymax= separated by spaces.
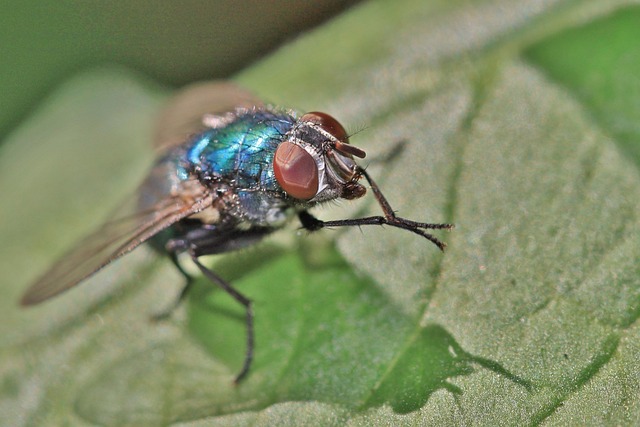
xmin=298 ymin=168 xmax=453 ymax=251
xmin=151 ymin=251 xmax=195 ymax=321
xmin=189 ymin=250 xmax=254 ymax=384
xmin=155 ymin=227 xmax=271 ymax=381
xmin=154 ymin=237 xmax=255 ymax=383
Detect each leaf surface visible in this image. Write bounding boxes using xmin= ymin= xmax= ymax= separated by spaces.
xmin=2 ymin=0 xmax=640 ymax=425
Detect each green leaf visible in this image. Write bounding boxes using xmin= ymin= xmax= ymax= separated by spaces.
xmin=525 ymin=6 xmax=640 ymax=168
xmin=3 ymin=0 xmax=640 ymax=425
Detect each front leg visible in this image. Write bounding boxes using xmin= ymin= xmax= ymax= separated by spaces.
xmin=298 ymin=210 xmax=325 ymax=232
xmin=297 ymin=168 xmax=453 ymax=251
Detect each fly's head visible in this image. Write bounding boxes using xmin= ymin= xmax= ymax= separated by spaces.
xmin=273 ymin=112 xmax=367 ymax=206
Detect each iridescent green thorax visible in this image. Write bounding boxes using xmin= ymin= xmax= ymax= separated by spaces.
xmin=184 ymin=110 xmax=295 ymax=191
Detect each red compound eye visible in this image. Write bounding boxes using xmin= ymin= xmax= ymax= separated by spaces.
xmin=300 ymin=112 xmax=349 ymax=142
xmin=273 ymin=141 xmax=319 ymax=200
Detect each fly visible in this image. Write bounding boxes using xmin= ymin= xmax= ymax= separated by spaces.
xmin=21 ymin=82 xmax=453 ymax=382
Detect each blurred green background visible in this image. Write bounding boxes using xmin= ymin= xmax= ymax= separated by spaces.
xmin=0 ymin=0 xmax=359 ymax=142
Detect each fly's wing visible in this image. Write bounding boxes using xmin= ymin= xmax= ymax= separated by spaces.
xmin=23 ymin=81 xmax=260 ymax=305
xmin=154 ymin=81 xmax=263 ymax=152
xmin=20 ymin=183 xmax=213 ymax=306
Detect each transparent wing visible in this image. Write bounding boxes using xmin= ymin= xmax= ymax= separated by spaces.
xmin=21 ymin=182 xmax=213 ymax=306
xmin=23 ymin=80 xmax=259 ymax=305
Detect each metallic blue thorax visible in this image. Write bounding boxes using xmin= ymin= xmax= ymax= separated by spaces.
xmin=184 ymin=110 xmax=295 ymax=191
xmin=136 ymin=109 xmax=299 ymax=229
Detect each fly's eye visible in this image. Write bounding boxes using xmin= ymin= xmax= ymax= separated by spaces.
xmin=300 ymin=112 xmax=349 ymax=143
xmin=300 ymin=112 xmax=366 ymax=159
xmin=273 ymin=141 xmax=319 ymax=200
